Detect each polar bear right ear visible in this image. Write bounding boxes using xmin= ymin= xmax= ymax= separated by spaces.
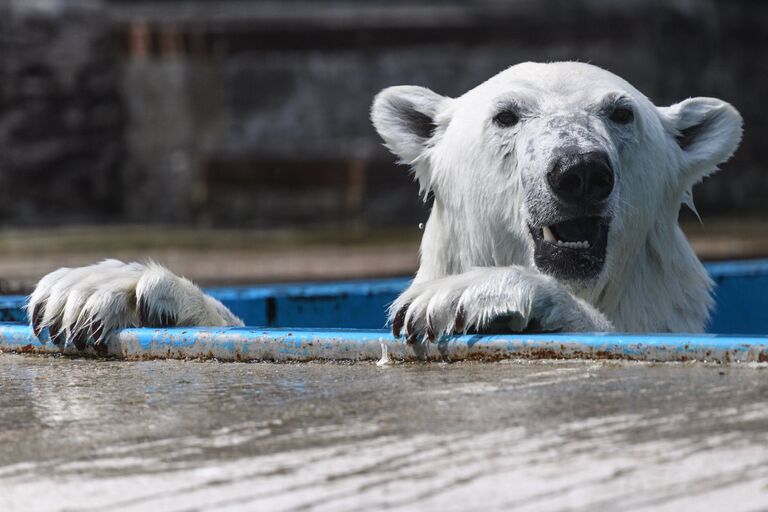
xmin=371 ymin=86 xmax=448 ymax=166
xmin=659 ymin=97 xmax=743 ymax=188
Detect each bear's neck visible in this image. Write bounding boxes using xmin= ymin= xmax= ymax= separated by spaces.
xmin=593 ymin=217 xmax=713 ymax=332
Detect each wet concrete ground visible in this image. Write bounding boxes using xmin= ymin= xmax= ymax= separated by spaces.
xmin=0 ymin=355 xmax=766 ymax=511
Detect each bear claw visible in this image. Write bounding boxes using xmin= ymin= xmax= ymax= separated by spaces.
xmin=138 ymin=296 xmax=177 ymax=327
xmin=91 ymin=319 xmax=105 ymax=346
xmin=71 ymin=326 xmax=88 ymax=351
xmin=138 ymin=297 xmax=149 ymax=325
xmin=49 ymin=321 xmax=64 ymax=346
xmin=31 ymin=304 xmax=44 ymax=338
xmin=406 ymin=315 xmax=417 ymax=339
xmin=426 ymin=323 xmax=436 ymax=342
xmin=392 ymin=304 xmax=408 ymax=338
xmin=454 ymin=306 xmax=466 ymax=334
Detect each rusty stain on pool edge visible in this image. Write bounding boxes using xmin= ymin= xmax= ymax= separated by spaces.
xmin=3 ymin=346 xmax=768 ymax=365
xmin=0 ymin=325 xmax=767 ymax=364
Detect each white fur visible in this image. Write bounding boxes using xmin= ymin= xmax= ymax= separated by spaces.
xmin=372 ymin=61 xmax=742 ymax=339
xmin=392 ymin=266 xmax=613 ymax=337
xmin=27 ymin=259 xmax=243 ymax=348
xmin=27 ymin=62 xmax=742 ymax=348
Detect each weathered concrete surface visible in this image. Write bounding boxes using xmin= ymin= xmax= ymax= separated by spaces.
xmin=0 ymin=355 xmax=766 ymax=511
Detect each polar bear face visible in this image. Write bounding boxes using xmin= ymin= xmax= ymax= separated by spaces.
xmin=372 ymin=62 xmax=742 ymax=287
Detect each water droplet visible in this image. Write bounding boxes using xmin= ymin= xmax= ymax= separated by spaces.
xmin=377 ymin=341 xmax=391 ymax=367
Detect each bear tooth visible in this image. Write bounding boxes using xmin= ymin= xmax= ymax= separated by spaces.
xmin=542 ymin=226 xmax=556 ymax=243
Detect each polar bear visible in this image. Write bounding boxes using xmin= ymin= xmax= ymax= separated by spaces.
xmin=27 ymin=62 xmax=742 ymax=350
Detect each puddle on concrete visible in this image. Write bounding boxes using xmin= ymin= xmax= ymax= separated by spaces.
xmin=0 ymin=355 xmax=766 ymax=511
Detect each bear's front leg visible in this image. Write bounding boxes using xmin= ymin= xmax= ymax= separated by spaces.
xmin=390 ymin=266 xmax=613 ymax=342
xmin=28 ymin=259 xmax=244 ymax=350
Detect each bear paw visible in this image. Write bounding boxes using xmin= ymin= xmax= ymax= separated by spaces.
xmin=27 ymin=259 xmax=242 ymax=351
xmin=390 ymin=267 xmax=612 ymax=343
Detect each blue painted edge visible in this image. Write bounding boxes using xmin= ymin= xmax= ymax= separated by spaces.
xmin=0 ymin=259 xmax=765 ymax=310
xmin=0 ymin=259 xmax=768 ymax=307
xmin=706 ymin=259 xmax=768 ymax=277
xmin=1 ymin=324 xmax=766 ymax=363
xmin=204 ymin=276 xmax=413 ymax=300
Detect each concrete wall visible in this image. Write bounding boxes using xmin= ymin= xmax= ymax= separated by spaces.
xmin=0 ymin=0 xmax=766 ymax=227
xmin=0 ymin=0 xmax=125 ymax=225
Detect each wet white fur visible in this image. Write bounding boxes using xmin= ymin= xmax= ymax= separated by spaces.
xmin=27 ymin=62 xmax=742 ymax=344
xmin=372 ymin=61 xmax=742 ymax=337
xmin=28 ymin=259 xmax=243 ymax=344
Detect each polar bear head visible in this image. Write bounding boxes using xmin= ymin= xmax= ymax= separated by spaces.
xmin=372 ymin=62 xmax=742 ymax=288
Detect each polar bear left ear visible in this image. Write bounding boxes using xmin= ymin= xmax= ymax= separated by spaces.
xmin=659 ymin=97 xmax=743 ymax=186
xmin=371 ymin=85 xmax=448 ymax=166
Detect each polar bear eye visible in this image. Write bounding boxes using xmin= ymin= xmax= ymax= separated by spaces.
xmin=493 ymin=110 xmax=520 ymax=127
xmin=609 ymin=106 xmax=634 ymax=124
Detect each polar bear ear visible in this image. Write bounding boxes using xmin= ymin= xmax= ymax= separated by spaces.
xmin=371 ymin=85 xmax=448 ymax=165
xmin=659 ymin=97 xmax=743 ymax=185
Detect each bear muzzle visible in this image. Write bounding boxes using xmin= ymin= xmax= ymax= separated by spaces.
xmin=547 ymin=150 xmax=614 ymax=209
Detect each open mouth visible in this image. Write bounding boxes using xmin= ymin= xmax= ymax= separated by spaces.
xmin=528 ymin=216 xmax=610 ymax=281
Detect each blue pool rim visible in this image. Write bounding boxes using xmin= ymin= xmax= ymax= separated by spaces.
xmin=0 ymin=324 xmax=766 ymax=364
xmin=0 ymin=259 xmax=767 ymax=363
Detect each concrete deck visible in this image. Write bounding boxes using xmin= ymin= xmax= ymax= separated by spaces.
xmin=0 ymin=355 xmax=766 ymax=511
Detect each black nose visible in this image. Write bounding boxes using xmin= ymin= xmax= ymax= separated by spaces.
xmin=547 ymin=151 xmax=614 ymax=206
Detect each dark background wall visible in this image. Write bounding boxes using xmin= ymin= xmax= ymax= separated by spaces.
xmin=0 ymin=0 xmax=765 ymax=228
